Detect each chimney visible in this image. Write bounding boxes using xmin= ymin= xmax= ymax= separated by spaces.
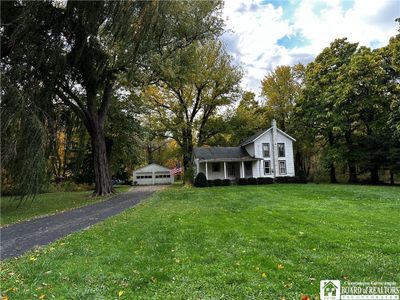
xmin=271 ymin=119 xmax=278 ymax=178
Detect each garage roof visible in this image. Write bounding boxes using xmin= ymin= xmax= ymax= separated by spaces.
xmin=133 ymin=163 xmax=171 ymax=174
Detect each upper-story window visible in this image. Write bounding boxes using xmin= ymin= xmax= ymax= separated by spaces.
xmin=262 ymin=143 xmax=270 ymax=157
xmin=278 ymin=143 xmax=285 ymax=157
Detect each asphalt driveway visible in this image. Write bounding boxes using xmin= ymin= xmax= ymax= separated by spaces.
xmin=0 ymin=185 xmax=165 ymax=260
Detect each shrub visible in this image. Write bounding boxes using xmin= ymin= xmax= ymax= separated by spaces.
xmin=213 ymin=179 xmax=223 ymax=186
xmin=248 ymin=177 xmax=258 ymax=185
xmin=275 ymin=177 xmax=288 ymax=183
xmin=183 ymin=166 xmax=195 ymax=184
xmin=207 ymin=180 xmax=214 ymax=187
xmin=194 ymin=172 xmax=208 ymax=187
xmin=257 ymin=177 xmax=274 ymax=184
xmin=296 ymin=170 xmax=308 ymax=183
xmin=237 ymin=178 xmax=248 ymax=185
xmin=222 ymin=179 xmax=231 ymax=186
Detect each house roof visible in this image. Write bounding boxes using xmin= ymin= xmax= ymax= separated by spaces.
xmin=240 ymin=127 xmax=296 ymax=146
xmin=193 ymin=147 xmax=258 ymax=162
xmin=133 ymin=163 xmax=171 ymax=173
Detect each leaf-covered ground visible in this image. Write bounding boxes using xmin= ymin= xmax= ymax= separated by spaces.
xmin=0 ymin=185 xmax=130 ymax=226
xmin=1 ymin=184 xmax=399 ymax=299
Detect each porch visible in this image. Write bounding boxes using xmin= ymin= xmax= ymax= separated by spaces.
xmin=195 ymin=159 xmax=262 ymax=180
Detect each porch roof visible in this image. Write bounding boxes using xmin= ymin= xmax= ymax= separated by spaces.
xmin=193 ymin=147 xmax=260 ymax=162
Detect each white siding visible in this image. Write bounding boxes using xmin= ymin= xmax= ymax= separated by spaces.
xmin=251 ymin=129 xmax=295 ymax=177
xmin=133 ymin=163 xmax=174 ymax=185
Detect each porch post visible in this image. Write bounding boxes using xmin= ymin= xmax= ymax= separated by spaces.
xmin=224 ymin=162 xmax=227 ymax=179
xmin=205 ymin=162 xmax=208 ymax=180
xmin=241 ymin=161 xmax=245 ymax=178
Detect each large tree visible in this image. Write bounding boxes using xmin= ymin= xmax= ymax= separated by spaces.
xmin=1 ymin=0 xmax=223 ymax=195
xmin=296 ymin=38 xmax=358 ymax=183
xmin=260 ymin=64 xmax=304 ymax=131
xmin=143 ymin=40 xmax=242 ymax=171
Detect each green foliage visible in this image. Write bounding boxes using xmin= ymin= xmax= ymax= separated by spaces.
xmin=222 ymin=179 xmax=231 ymax=186
xmin=194 ymin=172 xmax=208 ymax=187
xmin=247 ymin=177 xmax=258 ymax=185
xmin=261 ymin=64 xmax=304 ymax=131
xmin=237 ymin=178 xmax=248 ymax=185
xmin=257 ymin=177 xmax=274 ymax=184
xmin=183 ymin=166 xmax=195 ymax=184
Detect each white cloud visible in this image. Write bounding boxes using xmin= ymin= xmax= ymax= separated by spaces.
xmin=221 ymin=0 xmax=399 ymax=95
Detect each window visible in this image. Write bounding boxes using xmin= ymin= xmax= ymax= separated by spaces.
xmin=262 ymin=143 xmax=270 ymax=157
xmin=279 ymin=161 xmax=286 ymax=175
xmin=264 ymin=161 xmax=271 ymax=174
xmin=212 ymin=163 xmax=220 ymax=172
xmin=278 ymin=143 xmax=285 ymax=157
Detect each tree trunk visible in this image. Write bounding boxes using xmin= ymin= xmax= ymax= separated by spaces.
xmin=390 ymin=169 xmax=394 ymax=185
xmin=89 ymin=120 xmax=113 ymax=196
xmin=370 ymin=165 xmax=379 ymax=184
xmin=329 ymin=162 xmax=338 ymax=183
xmin=182 ymin=127 xmax=193 ymax=183
xmin=348 ymin=162 xmax=358 ymax=184
xmin=327 ymin=131 xmax=337 ymax=183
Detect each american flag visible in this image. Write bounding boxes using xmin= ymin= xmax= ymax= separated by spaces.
xmin=170 ymin=163 xmax=182 ymax=176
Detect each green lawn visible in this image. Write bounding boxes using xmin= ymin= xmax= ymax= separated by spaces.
xmin=1 ymin=184 xmax=399 ymax=299
xmin=0 ymin=185 xmax=131 ymax=226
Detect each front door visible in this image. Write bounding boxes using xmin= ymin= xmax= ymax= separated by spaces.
xmin=244 ymin=161 xmax=253 ymax=177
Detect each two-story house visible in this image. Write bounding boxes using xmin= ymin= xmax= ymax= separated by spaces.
xmin=193 ymin=120 xmax=295 ymax=180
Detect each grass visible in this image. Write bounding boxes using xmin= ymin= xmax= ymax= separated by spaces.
xmin=1 ymin=184 xmax=399 ymax=299
xmin=0 ymin=185 xmax=131 ymax=226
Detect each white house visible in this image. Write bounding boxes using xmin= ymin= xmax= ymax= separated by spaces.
xmin=193 ymin=120 xmax=296 ymax=180
xmin=132 ymin=163 xmax=174 ymax=185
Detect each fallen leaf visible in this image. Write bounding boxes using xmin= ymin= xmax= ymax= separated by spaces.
xmin=277 ymin=264 xmax=284 ymax=269
xmin=118 ymin=291 xmax=124 ymax=297
xmin=261 ymin=272 xmax=267 ymax=278
xmin=38 ymin=295 xmax=46 ymax=300
xmin=30 ymin=257 xmax=37 ymax=261
xmin=300 ymin=294 xmax=310 ymax=300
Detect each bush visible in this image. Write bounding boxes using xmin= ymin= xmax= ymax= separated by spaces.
xmin=222 ymin=179 xmax=231 ymax=186
xmin=207 ymin=180 xmax=213 ymax=187
xmin=183 ymin=166 xmax=195 ymax=184
xmin=275 ymin=176 xmax=301 ymax=183
xmin=275 ymin=177 xmax=288 ymax=183
xmin=296 ymin=169 xmax=308 ymax=183
xmin=237 ymin=178 xmax=248 ymax=185
xmin=257 ymin=177 xmax=274 ymax=184
xmin=248 ymin=177 xmax=258 ymax=185
xmin=194 ymin=172 xmax=208 ymax=187
xmin=213 ymin=179 xmax=223 ymax=186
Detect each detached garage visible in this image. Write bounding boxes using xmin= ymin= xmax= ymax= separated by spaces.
xmin=132 ymin=163 xmax=174 ymax=185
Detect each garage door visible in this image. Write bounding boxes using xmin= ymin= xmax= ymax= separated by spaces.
xmin=155 ymin=172 xmax=172 ymax=184
xmin=135 ymin=172 xmax=153 ymax=185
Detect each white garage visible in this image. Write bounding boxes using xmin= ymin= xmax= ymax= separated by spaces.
xmin=132 ymin=163 xmax=174 ymax=185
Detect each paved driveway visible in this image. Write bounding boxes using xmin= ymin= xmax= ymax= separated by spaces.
xmin=0 ymin=185 xmax=165 ymax=260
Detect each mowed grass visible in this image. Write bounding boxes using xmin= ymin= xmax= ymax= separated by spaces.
xmin=1 ymin=184 xmax=399 ymax=299
xmin=0 ymin=185 xmax=131 ymax=226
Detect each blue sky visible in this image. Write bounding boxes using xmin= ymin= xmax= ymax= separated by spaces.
xmin=221 ymin=0 xmax=399 ymax=95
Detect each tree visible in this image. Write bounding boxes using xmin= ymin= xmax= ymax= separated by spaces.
xmin=260 ymin=64 xmax=304 ymax=131
xmin=143 ymin=40 xmax=242 ymax=172
xmin=227 ymin=91 xmax=263 ymax=145
xmin=296 ymin=38 xmax=358 ymax=183
xmin=2 ymin=0 xmax=224 ymax=196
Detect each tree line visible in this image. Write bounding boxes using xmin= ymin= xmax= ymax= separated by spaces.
xmin=1 ymin=1 xmax=399 ymax=202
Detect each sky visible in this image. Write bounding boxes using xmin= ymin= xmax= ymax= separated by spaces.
xmin=221 ymin=0 xmax=399 ymax=95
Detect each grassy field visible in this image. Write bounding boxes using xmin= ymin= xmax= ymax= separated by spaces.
xmin=1 ymin=184 xmax=399 ymax=299
xmin=0 ymin=185 xmax=131 ymax=226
